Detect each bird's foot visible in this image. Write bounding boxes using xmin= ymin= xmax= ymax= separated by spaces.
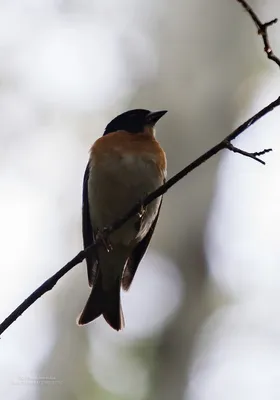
xmin=137 ymin=193 xmax=148 ymax=220
xmin=95 ymin=228 xmax=113 ymax=253
xmin=137 ymin=203 xmax=146 ymax=219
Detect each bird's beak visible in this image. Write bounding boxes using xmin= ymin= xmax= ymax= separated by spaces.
xmin=145 ymin=110 xmax=167 ymax=125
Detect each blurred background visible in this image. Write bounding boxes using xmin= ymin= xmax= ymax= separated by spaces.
xmin=1 ymin=0 xmax=280 ymax=399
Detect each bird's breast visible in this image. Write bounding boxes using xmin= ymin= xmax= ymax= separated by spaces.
xmin=88 ymin=150 xmax=164 ymax=244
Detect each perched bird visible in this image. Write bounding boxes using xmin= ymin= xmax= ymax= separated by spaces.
xmin=78 ymin=109 xmax=167 ymax=330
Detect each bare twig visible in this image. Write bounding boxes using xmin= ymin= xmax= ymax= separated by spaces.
xmin=0 ymin=0 xmax=278 ymax=336
xmin=224 ymin=141 xmax=272 ymax=164
xmin=237 ymin=0 xmax=280 ymax=67
xmin=252 ymin=148 xmax=274 ymax=157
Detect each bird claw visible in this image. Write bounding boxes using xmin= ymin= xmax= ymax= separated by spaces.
xmin=137 ymin=204 xmax=146 ymax=219
xmin=95 ymin=229 xmax=113 ymax=253
xmin=137 ymin=202 xmax=146 ymax=219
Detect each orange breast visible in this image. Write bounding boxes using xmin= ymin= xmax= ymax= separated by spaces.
xmin=90 ymin=130 xmax=166 ymax=178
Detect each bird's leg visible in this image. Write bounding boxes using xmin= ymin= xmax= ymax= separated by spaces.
xmin=137 ymin=203 xmax=146 ymax=219
xmin=95 ymin=228 xmax=113 ymax=253
xmin=137 ymin=193 xmax=148 ymax=219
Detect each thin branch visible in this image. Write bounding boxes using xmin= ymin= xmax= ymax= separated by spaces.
xmin=252 ymin=148 xmax=274 ymax=157
xmin=0 ymin=251 xmax=86 ymax=336
xmin=0 ymin=0 xmax=279 ymax=336
xmin=237 ymin=0 xmax=280 ymax=67
xmin=224 ymin=141 xmax=272 ymax=164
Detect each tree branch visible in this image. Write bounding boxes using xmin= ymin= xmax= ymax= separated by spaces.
xmin=237 ymin=0 xmax=280 ymax=67
xmin=0 ymin=0 xmax=279 ymax=336
xmin=224 ymin=141 xmax=272 ymax=164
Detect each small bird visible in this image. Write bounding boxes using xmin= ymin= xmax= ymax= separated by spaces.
xmin=78 ymin=109 xmax=167 ymax=330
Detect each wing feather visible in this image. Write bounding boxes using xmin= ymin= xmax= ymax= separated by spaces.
xmin=122 ymin=198 xmax=163 ymax=290
xmin=82 ymin=162 xmax=98 ymax=287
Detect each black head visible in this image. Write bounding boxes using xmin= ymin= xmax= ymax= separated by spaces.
xmin=104 ymin=109 xmax=167 ymax=136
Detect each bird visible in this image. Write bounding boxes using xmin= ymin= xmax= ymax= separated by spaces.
xmin=77 ymin=109 xmax=167 ymax=331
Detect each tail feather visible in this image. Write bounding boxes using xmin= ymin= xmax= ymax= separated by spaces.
xmin=102 ymin=280 xmax=125 ymax=330
xmin=77 ymin=271 xmax=124 ymax=331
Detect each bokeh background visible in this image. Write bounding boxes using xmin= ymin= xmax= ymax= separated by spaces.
xmin=1 ymin=0 xmax=280 ymax=399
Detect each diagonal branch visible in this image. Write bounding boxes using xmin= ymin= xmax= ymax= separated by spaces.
xmin=237 ymin=0 xmax=280 ymax=67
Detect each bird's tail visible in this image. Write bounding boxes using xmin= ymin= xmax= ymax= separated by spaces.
xmin=77 ymin=271 xmax=124 ymax=331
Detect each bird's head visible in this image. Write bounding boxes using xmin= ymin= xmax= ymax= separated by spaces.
xmin=104 ymin=109 xmax=167 ymax=136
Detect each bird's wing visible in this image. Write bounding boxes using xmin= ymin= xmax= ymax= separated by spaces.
xmin=82 ymin=162 xmax=98 ymax=287
xmin=122 ymin=197 xmax=163 ymax=291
